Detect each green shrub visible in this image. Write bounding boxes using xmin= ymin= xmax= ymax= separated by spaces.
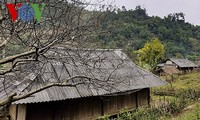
xmin=117 ymin=109 xmax=133 ymax=120
xmin=177 ymin=88 xmax=200 ymax=101
xmin=161 ymin=99 xmax=187 ymax=114
xmin=116 ymin=108 xmax=161 ymax=120
xmin=98 ymin=98 xmax=187 ymax=120
xmin=98 ymin=115 xmax=110 ymax=120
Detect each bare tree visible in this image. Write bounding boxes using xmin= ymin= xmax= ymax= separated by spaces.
xmin=0 ymin=0 xmax=120 ymax=117
xmin=0 ymin=1 xmax=162 ymax=119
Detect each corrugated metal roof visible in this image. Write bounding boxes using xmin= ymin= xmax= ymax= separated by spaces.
xmin=0 ymin=48 xmax=167 ymax=104
xmin=169 ymin=58 xmax=199 ymax=68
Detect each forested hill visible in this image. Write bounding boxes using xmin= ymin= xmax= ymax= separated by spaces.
xmin=97 ymin=6 xmax=200 ymax=60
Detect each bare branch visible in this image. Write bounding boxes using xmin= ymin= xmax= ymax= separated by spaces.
xmin=0 ymin=75 xmax=99 ymax=106
xmin=0 ymin=40 xmax=7 ymax=50
xmin=0 ymin=50 xmax=35 ymax=64
xmin=0 ymin=93 xmax=17 ymax=107
xmin=0 ymin=39 xmax=57 ymax=64
xmin=0 ymin=69 xmax=12 ymax=75
xmin=0 ymin=1 xmax=116 ymax=118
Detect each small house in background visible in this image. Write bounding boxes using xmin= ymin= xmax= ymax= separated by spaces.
xmin=166 ymin=58 xmax=199 ymax=73
xmin=156 ymin=65 xmax=180 ymax=76
xmin=0 ymin=48 xmax=167 ymax=120
xmin=156 ymin=58 xmax=199 ymax=75
xmin=195 ymin=59 xmax=200 ymax=67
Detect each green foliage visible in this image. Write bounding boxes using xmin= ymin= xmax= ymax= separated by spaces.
xmin=165 ymin=99 xmax=187 ymax=114
xmin=136 ymin=38 xmax=165 ymax=71
xmin=177 ymin=88 xmax=200 ymax=101
xmin=98 ymin=115 xmax=110 ymax=120
xmin=99 ymin=107 xmax=170 ymax=120
xmin=99 ymin=108 xmax=162 ymax=120
xmin=130 ymin=108 xmax=163 ymax=120
xmin=97 ymin=6 xmax=200 ymax=60
xmin=153 ymin=73 xmax=200 ymax=101
xmin=152 ymin=73 xmax=200 ymax=119
xmin=117 ymin=109 xmax=133 ymax=120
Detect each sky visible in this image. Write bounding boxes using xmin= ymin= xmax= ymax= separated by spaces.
xmin=89 ymin=0 xmax=200 ymax=25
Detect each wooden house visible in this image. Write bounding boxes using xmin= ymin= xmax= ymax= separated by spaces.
xmin=157 ymin=65 xmax=180 ymax=76
xmin=165 ymin=58 xmax=199 ymax=73
xmin=195 ymin=59 xmax=200 ymax=67
xmin=0 ymin=48 xmax=166 ymax=120
xmin=157 ymin=58 xmax=199 ymax=75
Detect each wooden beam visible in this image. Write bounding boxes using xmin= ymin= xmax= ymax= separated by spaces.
xmin=9 ymin=105 xmax=17 ymax=120
xmin=17 ymin=105 xmax=26 ymax=120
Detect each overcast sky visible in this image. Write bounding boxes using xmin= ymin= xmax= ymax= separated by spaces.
xmin=89 ymin=0 xmax=200 ymax=25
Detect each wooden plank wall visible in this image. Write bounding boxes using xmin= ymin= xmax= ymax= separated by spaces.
xmin=25 ymin=88 xmax=149 ymax=120
xmin=9 ymin=104 xmax=26 ymax=120
xmin=103 ymin=88 xmax=149 ymax=116
xmin=103 ymin=94 xmax=136 ymax=116
xmin=137 ymin=88 xmax=149 ymax=107
xmin=26 ymin=97 xmax=102 ymax=120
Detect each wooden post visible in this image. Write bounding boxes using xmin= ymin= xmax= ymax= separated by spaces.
xmin=147 ymin=88 xmax=150 ymax=107
xmin=100 ymin=97 xmax=104 ymax=116
xmin=17 ymin=105 xmax=26 ymax=120
xmin=9 ymin=105 xmax=17 ymax=120
xmin=136 ymin=91 xmax=138 ymax=108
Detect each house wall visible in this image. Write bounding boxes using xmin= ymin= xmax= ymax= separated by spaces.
xmin=103 ymin=93 xmax=136 ymax=116
xmin=103 ymin=88 xmax=149 ymax=116
xmin=26 ymin=97 xmax=102 ymax=120
xmin=10 ymin=88 xmax=150 ymax=120
xmin=137 ymin=88 xmax=149 ymax=107
xmin=9 ymin=104 xmax=26 ymax=120
xmin=166 ymin=60 xmax=173 ymax=65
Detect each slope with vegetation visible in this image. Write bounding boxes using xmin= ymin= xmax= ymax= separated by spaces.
xmin=97 ymin=6 xmax=200 ymax=60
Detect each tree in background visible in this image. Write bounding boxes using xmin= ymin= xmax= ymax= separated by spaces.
xmin=136 ymin=38 xmax=165 ymax=71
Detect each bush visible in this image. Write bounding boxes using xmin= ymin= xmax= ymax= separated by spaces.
xmin=99 ymin=107 xmax=167 ymax=120
xmin=177 ymin=88 xmax=200 ymax=101
xmin=116 ymin=108 xmax=162 ymax=120
xmin=98 ymin=115 xmax=110 ymax=120
xmin=117 ymin=109 xmax=133 ymax=120
xmin=154 ymin=87 xmax=200 ymax=101
xmin=165 ymin=99 xmax=187 ymax=114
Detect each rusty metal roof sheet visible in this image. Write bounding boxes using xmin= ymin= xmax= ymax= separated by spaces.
xmin=0 ymin=48 xmax=167 ymax=104
xmin=162 ymin=66 xmax=180 ymax=75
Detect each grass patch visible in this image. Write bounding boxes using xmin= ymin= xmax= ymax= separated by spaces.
xmin=153 ymin=72 xmax=200 ymax=101
xmin=152 ymin=72 xmax=200 ymax=119
xmin=173 ymin=102 xmax=200 ymax=120
xmin=168 ymin=73 xmax=200 ymax=90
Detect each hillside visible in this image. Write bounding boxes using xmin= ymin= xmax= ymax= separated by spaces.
xmin=152 ymin=72 xmax=200 ymax=120
xmin=97 ymin=6 xmax=200 ymax=60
